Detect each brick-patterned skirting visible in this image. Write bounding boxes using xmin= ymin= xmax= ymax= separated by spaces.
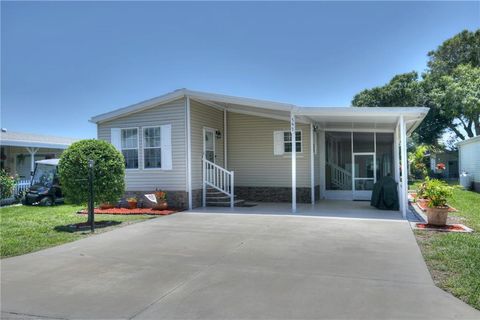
xmin=125 ymin=190 xmax=188 ymax=209
xmin=234 ymin=186 xmax=314 ymax=203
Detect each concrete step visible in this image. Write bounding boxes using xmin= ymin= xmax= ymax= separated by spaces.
xmin=206 ymin=199 xmax=246 ymax=207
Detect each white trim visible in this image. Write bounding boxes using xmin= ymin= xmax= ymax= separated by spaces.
xmin=224 ymin=109 xmax=227 ymax=168
xmin=457 ymin=135 xmax=480 ymax=146
xmin=281 ymin=129 xmax=303 ymax=154
xmin=352 ymin=152 xmax=376 ymax=201
xmin=324 ymin=128 xmax=395 ymax=133
xmin=120 ymin=127 xmax=140 ymax=171
xmin=90 ymin=89 xmax=428 ymax=128
xmin=291 ymin=112 xmax=296 ymax=213
xmin=142 ymin=125 xmax=162 ymax=170
xmin=1 ymin=140 xmax=71 ymax=149
xmin=310 ymin=123 xmax=315 ymax=204
xmin=186 ymin=96 xmax=193 ymax=210
xmin=203 ymin=127 xmax=217 ymax=163
xmin=400 ymin=115 xmax=408 ymax=219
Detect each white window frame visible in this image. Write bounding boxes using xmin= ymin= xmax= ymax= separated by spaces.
xmin=142 ymin=126 xmax=163 ymax=170
xmin=121 ymin=127 xmax=140 ymax=170
xmin=283 ymin=130 xmax=303 ymax=154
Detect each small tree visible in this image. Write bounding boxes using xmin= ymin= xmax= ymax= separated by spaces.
xmin=58 ymin=139 xmax=125 ymax=204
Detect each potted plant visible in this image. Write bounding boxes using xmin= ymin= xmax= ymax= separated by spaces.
xmin=422 ymin=179 xmax=453 ymax=226
xmin=127 ymin=197 xmax=138 ymax=209
xmin=153 ymin=190 xmax=168 ymax=210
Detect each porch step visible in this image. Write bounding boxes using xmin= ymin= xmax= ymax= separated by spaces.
xmin=205 ymin=188 xmax=245 ymax=207
xmin=206 ymin=199 xmax=246 ymax=207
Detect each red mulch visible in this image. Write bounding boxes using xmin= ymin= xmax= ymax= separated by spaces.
xmin=415 ymin=223 xmax=469 ymax=232
xmin=414 ymin=199 xmax=457 ymax=212
xmin=77 ymin=208 xmax=178 ymax=215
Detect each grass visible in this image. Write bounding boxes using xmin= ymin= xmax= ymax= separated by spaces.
xmin=0 ymin=204 xmax=154 ymax=258
xmin=413 ymin=184 xmax=480 ymax=310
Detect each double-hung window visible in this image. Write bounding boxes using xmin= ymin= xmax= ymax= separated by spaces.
xmin=121 ymin=128 xmax=139 ymax=169
xmin=143 ymin=127 xmax=162 ymax=169
xmin=284 ymin=131 xmax=302 ymax=153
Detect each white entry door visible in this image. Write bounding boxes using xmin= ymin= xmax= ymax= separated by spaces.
xmin=203 ymin=128 xmax=216 ymax=163
xmin=353 ymin=153 xmax=376 ymax=200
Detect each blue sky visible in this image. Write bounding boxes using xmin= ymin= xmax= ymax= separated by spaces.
xmin=1 ymin=1 xmax=479 ymax=139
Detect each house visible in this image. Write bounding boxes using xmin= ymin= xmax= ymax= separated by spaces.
xmin=457 ymin=135 xmax=480 ymax=192
xmin=0 ymin=129 xmax=77 ymax=180
xmin=429 ymin=150 xmax=459 ymax=180
xmin=90 ymin=89 xmax=428 ymax=217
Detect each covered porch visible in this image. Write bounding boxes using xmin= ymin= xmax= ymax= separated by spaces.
xmin=181 ymin=90 xmax=428 ymax=217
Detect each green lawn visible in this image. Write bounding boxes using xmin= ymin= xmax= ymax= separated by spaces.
xmin=414 ymin=185 xmax=480 ymax=310
xmin=0 ymin=205 xmax=154 ymax=258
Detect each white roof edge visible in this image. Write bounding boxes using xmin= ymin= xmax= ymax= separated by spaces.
xmin=0 ymin=140 xmax=72 ymax=149
xmin=90 ymin=88 xmax=429 ymax=124
xmin=457 ymin=135 xmax=480 ymax=146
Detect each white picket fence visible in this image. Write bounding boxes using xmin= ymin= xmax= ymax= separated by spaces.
xmin=14 ymin=179 xmax=31 ymax=196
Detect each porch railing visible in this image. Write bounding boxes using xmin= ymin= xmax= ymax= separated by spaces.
xmin=328 ymin=162 xmax=352 ymax=190
xmin=202 ymin=156 xmax=235 ymax=208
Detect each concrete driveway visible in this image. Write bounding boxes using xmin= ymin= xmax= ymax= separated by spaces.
xmin=1 ymin=212 xmax=478 ymax=319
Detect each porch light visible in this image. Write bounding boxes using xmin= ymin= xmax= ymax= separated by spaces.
xmin=215 ymin=130 xmax=222 ymax=139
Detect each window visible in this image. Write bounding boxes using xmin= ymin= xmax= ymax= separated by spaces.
xmin=143 ymin=127 xmax=162 ymax=168
xmin=121 ymin=128 xmax=138 ymax=169
xmin=284 ymin=131 xmax=302 ymax=153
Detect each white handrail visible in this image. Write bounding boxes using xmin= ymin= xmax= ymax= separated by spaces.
xmin=203 ymin=156 xmax=235 ymax=208
xmin=328 ymin=162 xmax=352 ymax=190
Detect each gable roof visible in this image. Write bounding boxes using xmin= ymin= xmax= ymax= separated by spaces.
xmin=0 ymin=130 xmax=78 ymax=149
xmin=90 ymin=88 xmax=429 ymax=135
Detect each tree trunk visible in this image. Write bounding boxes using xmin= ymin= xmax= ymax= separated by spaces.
xmin=449 ymin=125 xmax=466 ymax=140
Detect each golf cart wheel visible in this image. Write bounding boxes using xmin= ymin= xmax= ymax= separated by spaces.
xmin=40 ymin=197 xmax=54 ymax=206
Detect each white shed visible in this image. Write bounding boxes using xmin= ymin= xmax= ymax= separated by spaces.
xmin=457 ymin=135 xmax=480 ymax=192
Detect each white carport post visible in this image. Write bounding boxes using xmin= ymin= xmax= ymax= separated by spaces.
xmin=26 ymin=147 xmax=39 ymax=175
xmin=185 ymin=96 xmax=193 ymax=210
xmin=399 ymin=115 xmax=408 ymax=219
xmin=310 ymin=123 xmax=315 ymax=204
xmin=291 ymin=112 xmax=297 ymax=213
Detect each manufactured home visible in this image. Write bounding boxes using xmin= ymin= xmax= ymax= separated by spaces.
xmin=90 ymin=89 xmax=428 ymax=217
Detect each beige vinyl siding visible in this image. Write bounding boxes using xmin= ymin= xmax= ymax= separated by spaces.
xmin=190 ymin=100 xmax=224 ymax=190
xmin=97 ymin=98 xmax=186 ymax=191
xmin=227 ymin=112 xmax=311 ymax=188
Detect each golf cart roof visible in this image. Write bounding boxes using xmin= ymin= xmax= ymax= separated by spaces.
xmin=35 ymin=159 xmax=60 ymax=166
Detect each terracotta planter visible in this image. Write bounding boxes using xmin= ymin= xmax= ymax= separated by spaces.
xmin=426 ymin=206 xmax=449 ymax=226
xmin=99 ymin=203 xmax=115 ymax=210
xmin=153 ymin=201 xmax=168 ymax=210
xmin=127 ymin=201 xmax=137 ymax=209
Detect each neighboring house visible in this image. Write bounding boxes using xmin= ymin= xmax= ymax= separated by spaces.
xmin=90 ymin=89 xmax=428 ymax=216
xmin=457 ymin=135 xmax=480 ymax=192
xmin=429 ymin=150 xmax=459 ymax=180
xmin=0 ymin=130 xmax=77 ymax=179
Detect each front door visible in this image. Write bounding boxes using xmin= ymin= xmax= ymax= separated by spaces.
xmin=203 ymin=128 xmax=216 ymax=163
xmin=353 ymin=153 xmax=376 ymax=200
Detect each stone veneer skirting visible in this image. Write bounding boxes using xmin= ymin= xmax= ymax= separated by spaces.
xmin=235 ymin=186 xmax=318 ymax=203
xmin=125 ymin=189 xmax=204 ymax=209
xmin=125 ymin=190 xmax=188 ymax=209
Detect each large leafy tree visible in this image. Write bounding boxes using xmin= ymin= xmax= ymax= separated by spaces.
xmin=352 ymin=29 xmax=480 ymax=144
xmin=352 ymin=72 xmax=449 ymax=145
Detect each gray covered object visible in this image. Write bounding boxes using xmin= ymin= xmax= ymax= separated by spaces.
xmin=371 ymin=176 xmax=399 ymax=210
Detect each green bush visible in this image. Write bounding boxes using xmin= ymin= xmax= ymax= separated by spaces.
xmin=422 ymin=178 xmax=453 ymax=208
xmin=0 ymin=170 xmax=16 ymax=199
xmin=58 ymin=139 xmax=125 ymax=204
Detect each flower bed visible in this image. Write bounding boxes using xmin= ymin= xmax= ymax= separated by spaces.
xmin=412 ymin=222 xmax=473 ymax=233
xmin=77 ymin=208 xmax=178 ymax=215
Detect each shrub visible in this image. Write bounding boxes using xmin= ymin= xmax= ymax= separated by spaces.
xmin=58 ymin=139 xmax=125 ymax=204
xmin=0 ymin=170 xmax=16 ymax=199
xmin=422 ymin=178 xmax=453 ymax=208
